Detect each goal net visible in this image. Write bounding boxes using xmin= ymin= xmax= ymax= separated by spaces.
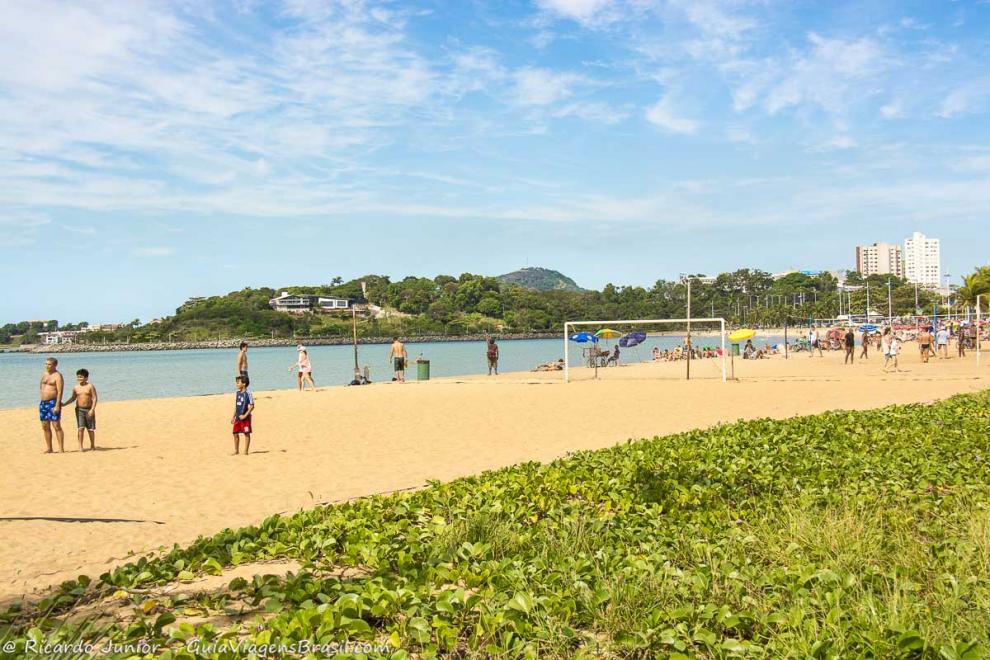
xmin=563 ymin=318 xmax=727 ymax=382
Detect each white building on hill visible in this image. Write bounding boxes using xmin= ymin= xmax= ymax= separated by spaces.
xmin=269 ymin=292 xmax=351 ymax=314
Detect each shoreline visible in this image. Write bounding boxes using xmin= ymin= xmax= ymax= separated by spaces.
xmin=6 ymin=327 xmax=791 ymax=355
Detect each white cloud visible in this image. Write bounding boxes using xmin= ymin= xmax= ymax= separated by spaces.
xmin=880 ymin=101 xmax=902 ymax=119
xmin=764 ymin=33 xmax=885 ymax=115
xmin=132 ymin=247 xmax=175 ymax=257
xmin=553 ymin=101 xmax=627 ymax=124
xmin=825 ymin=135 xmax=858 ymax=150
xmin=511 ymin=67 xmax=585 ymax=106
xmin=938 ymin=81 xmax=990 ymax=118
xmin=645 ymin=95 xmax=698 ymax=134
xmin=726 ymin=126 xmax=756 ymax=144
xmin=536 ymin=0 xmax=613 ymax=23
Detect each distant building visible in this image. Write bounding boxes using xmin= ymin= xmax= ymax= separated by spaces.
xmin=316 ymin=297 xmax=350 ymax=312
xmin=39 ymin=331 xmax=78 ymax=345
xmin=903 ymin=232 xmax=941 ymax=287
xmin=855 ymin=242 xmax=903 ymax=278
xmin=269 ymin=292 xmax=315 ymax=314
xmin=269 ymin=292 xmax=351 ymax=314
xmin=81 ymin=323 xmax=124 ymax=333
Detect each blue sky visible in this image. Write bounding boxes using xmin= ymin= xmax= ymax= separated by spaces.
xmin=1 ymin=0 xmax=988 ymax=323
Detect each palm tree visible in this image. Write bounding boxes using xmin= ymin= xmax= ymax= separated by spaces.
xmin=957 ymin=267 xmax=990 ymax=307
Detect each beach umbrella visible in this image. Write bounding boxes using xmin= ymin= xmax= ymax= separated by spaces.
xmin=595 ymin=328 xmax=622 ymax=339
xmin=569 ymin=331 xmax=598 ymax=343
xmin=619 ymin=332 xmax=646 ymax=348
xmin=619 ymin=331 xmax=647 ymax=363
xmin=727 ymin=328 xmax=756 ymax=380
xmin=859 ymin=323 xmax=878 ymax=332
xmin=728 ymin=328 xmax=756 ymax=342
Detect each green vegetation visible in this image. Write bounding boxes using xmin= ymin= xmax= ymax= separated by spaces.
xmin=497 ymin=267 xmax=583 ymax=292
xmin=4 ymin=392 xmax=990 ymax=657
xmin=5 ymin=265 xmax=986 ymax=345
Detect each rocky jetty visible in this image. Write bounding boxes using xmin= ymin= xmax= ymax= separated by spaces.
xmin=29 ymin=332 xmax=560 ymax=354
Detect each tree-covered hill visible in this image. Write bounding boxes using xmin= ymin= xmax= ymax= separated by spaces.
xmin=5 ymin=267 xmax=974 ymax=346
xmin=497 ymin=267 xmax=583 ymax=292
xmin=20 ymin=268 xmax=954 ymax=345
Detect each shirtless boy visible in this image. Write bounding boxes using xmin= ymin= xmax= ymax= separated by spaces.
xmin=62 ymin=368 xmax=98 ymax=451
xmin=39 ymin=357 xmax=65 ymax=453
xmin=237 ymin=341 xmax=249 ymax=386
xmin=388 ymin=337 xmax=408 ymax=382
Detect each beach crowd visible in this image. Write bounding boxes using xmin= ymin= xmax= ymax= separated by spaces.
xmin=32 ymin=321 xmax=986 ymax=455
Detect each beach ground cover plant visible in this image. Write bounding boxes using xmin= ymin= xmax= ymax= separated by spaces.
xmin=2 ymin=391 xmax=990 ymax=658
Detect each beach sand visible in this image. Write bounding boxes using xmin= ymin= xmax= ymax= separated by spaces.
xmin=1 ymin=347 xmax=987 ymax=601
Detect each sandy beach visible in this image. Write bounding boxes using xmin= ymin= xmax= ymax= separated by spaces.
xmin=1 ymin=347 xmax=987 ymax=602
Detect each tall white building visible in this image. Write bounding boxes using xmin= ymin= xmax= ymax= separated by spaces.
xmin=903 ymin=232 xmax=941 ymax=287
xmin=855 ymin=242 xmax=903 ymax=277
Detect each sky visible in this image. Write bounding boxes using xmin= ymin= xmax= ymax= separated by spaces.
xmin=1 ymin=0 xmax=988 ymax=323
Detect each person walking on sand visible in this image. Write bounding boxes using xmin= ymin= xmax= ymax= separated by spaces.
xmin=936 ymin=325 xmax=950 ymax=359
xmin=231 ymin=375 xmax=254 ymax=455
xmin=289 ymin=345 xmax=316 ymax=391
xmin=388 ymin=337 xmax=408 ymax=382
xmin=808 ymin=328 xmax=823 ymax=357
xmin=39 ymin=357 xmax=65 ymax=453
xmin=236 ymin=341 xmax=249 ymax=386
xmin=882 ymin=328 xmax=899 ymax=373
xmin=844 ymin=327 xmax=855 ymax=364
xmin=486 ymin=337 xmax=499 ymax=376
xmin=62 ymin=368 xmax=97 ymax=451
xmin=859 ymin=329 xmax=870 ymax=359
xmin=917 ymin=326 xmax=933 ymax=363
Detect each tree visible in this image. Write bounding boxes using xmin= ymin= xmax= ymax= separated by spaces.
xmin=958 ymin=266 xmax=990 ymax=307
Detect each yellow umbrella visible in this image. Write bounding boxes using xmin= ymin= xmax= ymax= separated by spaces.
xmin=729 ymin=328 xmax=756 ymax=342
xmin=595 ymin=328 xmax=622 ymax=339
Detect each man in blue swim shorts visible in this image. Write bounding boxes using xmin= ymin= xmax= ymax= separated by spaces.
xmin=39 ymin=357 xmax=65 ymax=453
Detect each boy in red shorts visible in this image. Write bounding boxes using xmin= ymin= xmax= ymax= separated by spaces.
xmin=231 ymin=376 xmax=254 ymax=455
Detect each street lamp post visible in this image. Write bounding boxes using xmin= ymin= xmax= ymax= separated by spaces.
xmin=887 ymin=277 xmax=894 ymax=325
xmin=978 ymin=294 xmax=983 ymax=368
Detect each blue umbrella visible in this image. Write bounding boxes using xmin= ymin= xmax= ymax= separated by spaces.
xmin=859 ymin=324 xmax=878 ymax=332
xmin=619 ymin=332 xmax=646 ymax=348
xmin=570 ymin=331 xmax=598 ymax=343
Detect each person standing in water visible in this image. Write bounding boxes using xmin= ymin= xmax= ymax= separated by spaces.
xmin=236 ymin=341 xmax=249 ymax=386
xmin=388 ymin=337 xmax=408 ymax=382
xmin=486 ymin=337 xmax=499 ymax=376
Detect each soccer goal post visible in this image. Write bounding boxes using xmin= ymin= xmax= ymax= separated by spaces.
xmin=563 ymin=318 xmax=727 ymax=383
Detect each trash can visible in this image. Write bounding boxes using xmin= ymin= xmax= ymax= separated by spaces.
xmin=416 ymin=359 xmax=430 ymax=381
xmin=731 ymin=343 xmax=740 ymax=357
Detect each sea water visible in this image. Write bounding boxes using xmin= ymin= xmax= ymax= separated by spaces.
xmin=0 ymin=335 xmax=785 ymax=409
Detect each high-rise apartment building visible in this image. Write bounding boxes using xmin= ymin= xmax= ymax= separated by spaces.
xmin=903 ymin=232 xmax=941 ymax=287
xmin=855 ymin=242 xmax=903 ymax=277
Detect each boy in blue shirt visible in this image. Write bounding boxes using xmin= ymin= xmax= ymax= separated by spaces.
xmin=231 ymin=376 xmax=254 ymax=455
